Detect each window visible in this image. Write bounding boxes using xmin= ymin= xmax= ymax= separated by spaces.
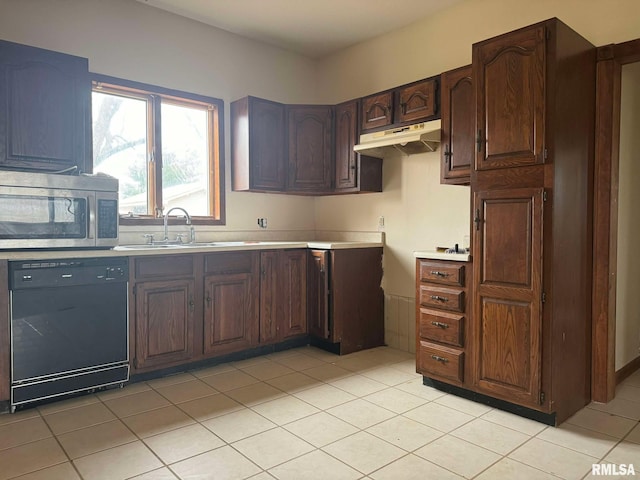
xmin=91 ymin=74 xmax=224 ymax=225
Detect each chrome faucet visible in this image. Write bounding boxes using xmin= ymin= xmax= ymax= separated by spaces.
xmin=163 ymin=207 xmax=195 ymax=243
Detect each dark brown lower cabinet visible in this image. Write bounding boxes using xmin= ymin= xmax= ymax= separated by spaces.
xmin=308 ymin=248 xmax=384 ymax=354
xmin=134 ymin=278 xmax=195 ymax=370
xmin=260 ymin=249 xmax=308 ymax=343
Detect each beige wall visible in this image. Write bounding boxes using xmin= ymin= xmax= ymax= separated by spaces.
xmin=0 ymin=0 xmax=319 ymax=236
xmin=615 ymin=62 xmax=640 ymax=371
xmin=315 ymin=0 xmax=640 ymax=297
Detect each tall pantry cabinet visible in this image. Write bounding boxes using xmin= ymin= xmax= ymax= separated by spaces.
xmin=470 ymin=19 xmax=595 ymax=424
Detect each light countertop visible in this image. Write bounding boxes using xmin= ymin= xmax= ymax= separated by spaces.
xmin=414 ymin=250 xmax=471 ymax=262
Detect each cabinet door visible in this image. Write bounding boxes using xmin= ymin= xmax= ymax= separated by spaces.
xmin=441 ymin=66 xmax=473 ymax=184
xmin=259 ymin=251 xmax=279 ymax=343
xmin=474 ymin=25 xmax=545 ymax=170
xmin=395 ymin=79 xmax=436 ymax=124
xmin=249 ymin=97 xmax=286 ymax=190
xmin=0 ymin=40 xmax=90 ymax=173
xmin=334 ymin=100 xmax=359 ymax=190
xmin=308 ymin=250 xmax=330 ymax=339
xmin=361 ymin=92 xmax=393 ymax=131
xmin=203 ymin=273 xmax=255 ymax=357
xmin=287 ymin=105 xmax=333 ymax=192
xmin=472 ymin=188 xmax=543 ymax=407
xmin=134 ymin=279 xmax=195 ymax=369
xmin=280 ymin=250 xmax=308 ymax=338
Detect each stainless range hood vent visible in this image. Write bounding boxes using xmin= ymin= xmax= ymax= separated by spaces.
xmin=354 ymin=120 xmax=441 ymax=158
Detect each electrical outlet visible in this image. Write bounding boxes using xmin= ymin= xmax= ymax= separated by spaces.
xmin=257 ymin=218 xmax=268 ymax=229
xmin=377 ymin=216 xmax=385 ymax=232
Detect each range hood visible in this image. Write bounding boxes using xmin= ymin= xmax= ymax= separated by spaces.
xmin=354 ymin=120 xmax=441 ymax=158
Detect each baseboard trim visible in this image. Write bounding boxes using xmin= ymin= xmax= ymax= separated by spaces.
xmin=615 ymin=355 xmax=640 ymax=385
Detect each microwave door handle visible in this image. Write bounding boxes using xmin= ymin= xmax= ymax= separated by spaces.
xmin=87 ymin=194 xmax=95 ymax=240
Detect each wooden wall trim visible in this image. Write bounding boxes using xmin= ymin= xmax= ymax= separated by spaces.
xmin=616 ymin=355 xmax=640 ymax=385
xmin=614 ymin=39 xmax=640 ymax=64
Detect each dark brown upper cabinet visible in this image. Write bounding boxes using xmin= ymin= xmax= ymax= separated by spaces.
xmin=361 ymin=77 xmax=439 ymax=133
xmin=474 ymin=25 xmax=545 ymax=171
xmin=440 ymin=65 xmax=473 ymax=185
xmin=287 ymin=105 xmax=334 ymax=193
xmin=231 ymin=96 xmax=286 ymax=192
xmin=395 ymin=78 xmax=436 ymax=124
xmin=0 ymin=40 xmax=91 ymax=173
xmin=334 ymin=100 xmax=382 ymax=194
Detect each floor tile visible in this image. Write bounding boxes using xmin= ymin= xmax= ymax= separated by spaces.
xmin=333 ymin=354 xmax=386 ymax=372
xmin=363 ymin=388 xmax=427 ymax=413
xmin=170 ymin=445 xmax=261 ymax=480
xmin=177 ymin=392 xmax=244 ymax=421
xmin=369 ymin=454 xmax=463 ymax=480
xmin=394 ymin=378 xmax=448 ymax=401
xmin=251 ymin=395 xmax=320 ymax=425
xmin=480 ymin=408 xmax=547 ymax=436
xmin=128 ymin=467 xmax=179 ymax=479
xmin=387 ymin=359 xmax=419 ymax=375
xmin=121 ymin=405 xmax=195 ymax=438
xmin=43 ymin=401 xmax=116 ymax=435
xmin=37 ymin=394 xmax=99 ymax=415
xmin=302 ymin=364 xmax=353 ymax=382
xmin=57 ymin=419 xmax=136 ymax=459
xmin=271 ymin=353 xmax=326 ymax=371
xmin=327 ymin=399 xmax=396 ymax=429
xmin=434 ymin=393 xmax=493 ymax=417
xmin=565 ymin=407 xmax=637 ymax=438
xmin=623 ymin=370 xmax=640 ymax=388
xmin=614 ymin=384 xmax=640 ymax=403
xmin=451 ymin=418 xmax=530 ymax=455
xmin=266 ymin=372 xmax=319 ymax=393
xmin=152 ymin=379 xmax=217 ymax=404
xmin=104 ymin=389 xmax=171 ymax=418
xmin=293 ymin=384 xmax=356 ymax=410
xmin=415 ymin=434 xmax=501 ymax=478
xmin=226 ymin=382 xmax=287 ymax=407
xmin=283 ymin=412 xmax=359 ymax=447
xmin=143 ymin=423 xmax=224 ymax=464
xmin=0 ymin=437 xmax=67 ymax=480
xmin=404 ymin=402 xmax=474 ymax=433
xmin=360 ymin=366 xmax=417 ymax=386
xmin=0 ymin=408 xmax=39 ymax=427
xmin=589 ymin=396 xmax=640 ymax=420
xmin=73 ymin=441 xmax=162 ymax=480
xmin=190 ymin=362 xmax=237 ymax=378
xmin=268 ymin=449 xmax=361 ymax=480
xmin=240 ymin=361 xmax=296 ymax=381
xmin=0 ymin=415 xmax=51 ymax=451
xmin=200 ymin=370 xmax=260 ymax=392
xmin=602 ymin=440 xmax=640 ymax=464
xmin=202 ymin=408 xmax=276 ymax=443
xmin=10 ymin=462 xmax=81 ymax=480
xmin=537 ymin=422 xmax=619 ymax=458
xmin=323 ymin=431 xmax=405 ymax=475
xmin=232 ymin=427 xmax=314 ymax=470
xmin=474 ymin=457 xmax=560 ymax=480
xmin=626 ymin=423 xmax=640 ymax=444
xmin=265 ymin=347 xmax=308 ymax=361
xmin=96 ymin=382 xmax=151 ymax=401
xmin=366 ymin=415 xmax=443 ymax=451
xmin=300 ymin=346 xmax=341 ymax=361
xmin=232 ymin=356 xmax=272 ymax=368
xmin=329 ymin=374 xmax=388 ymax=397
xmin=509 ymin=438 xmax=597 ymax=479
xmin=248 ymin=473 xmax=277 ymax=480
xmin=146 ymin=372 xmax=196 ymax=389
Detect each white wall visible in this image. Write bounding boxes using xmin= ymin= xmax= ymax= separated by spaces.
xmin=315 ymin=0 xmax=640 ymax=298
xmin=0 ymin=0 xmax=320 ymax=237
xmin=615 ymin=62 xmax=640 ymax=370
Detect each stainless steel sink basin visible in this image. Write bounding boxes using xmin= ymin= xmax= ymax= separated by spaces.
xmin=115 ymin=241 xmax=262 ymax=250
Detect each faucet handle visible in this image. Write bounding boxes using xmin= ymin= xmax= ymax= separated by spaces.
xmin=142 ymin=234 xmax=155 ymax=245
xmin=175 ymin=233 xmax=187 ymax=244
xmin=189 ymin=226 xmax=196 ymax=244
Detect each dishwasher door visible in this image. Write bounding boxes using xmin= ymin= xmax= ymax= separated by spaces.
xmin=10 ymin=257 xmax=129 ymax=407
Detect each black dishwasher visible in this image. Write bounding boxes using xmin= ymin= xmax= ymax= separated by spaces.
xmin=9 ymin=257 xmax=129 ymax=410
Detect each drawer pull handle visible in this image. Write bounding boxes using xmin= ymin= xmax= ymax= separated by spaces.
xmin=431 ymin=355 xmax=448 ymax=363
xmin=430 ymin=270 xmax=449 ymax=277
xmin=431 ymin=321 xmax=449 ymax=329
xmin=430 ymin=295 xmax=448 ymax=302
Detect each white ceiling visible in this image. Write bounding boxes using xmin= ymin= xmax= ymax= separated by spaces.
xmin=135 ymin=0 xmax=464 ymax=58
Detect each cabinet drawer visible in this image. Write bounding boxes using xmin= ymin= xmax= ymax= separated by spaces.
xmin=418 ymin=260 xmax=464 ymax=286
xmin=418 ymin=341 xmax=464 ymax=383
xmin=419 ymin=285 xmax=464 ymax=312
xmin=134 ymin=255 xmax=194 ymax=279
xmin=419 ymin=309 xmax=464 ymax=347
xmin=205 ymin=251 xmax=255 ymax=274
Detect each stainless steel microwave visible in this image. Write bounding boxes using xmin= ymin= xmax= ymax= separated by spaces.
xmin=0 ymin=171 xmax=119 ymax=249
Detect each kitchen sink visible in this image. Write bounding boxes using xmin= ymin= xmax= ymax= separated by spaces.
xmin=115 ymin=241 xmax=265 ymax=250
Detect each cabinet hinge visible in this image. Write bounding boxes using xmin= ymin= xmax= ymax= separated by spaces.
xmin=542 ymin=292 xmax=546 ymax=303
xmin=543 ymin=148 xmax=548 ymax=160
xmin=540 ymin=391 xmax=546 ymax=404
xmin=543 ymin=191 xmax=548 ymax=202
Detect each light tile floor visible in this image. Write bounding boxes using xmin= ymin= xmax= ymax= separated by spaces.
xmin=1 ymin=346 xmax=639 ymax=480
